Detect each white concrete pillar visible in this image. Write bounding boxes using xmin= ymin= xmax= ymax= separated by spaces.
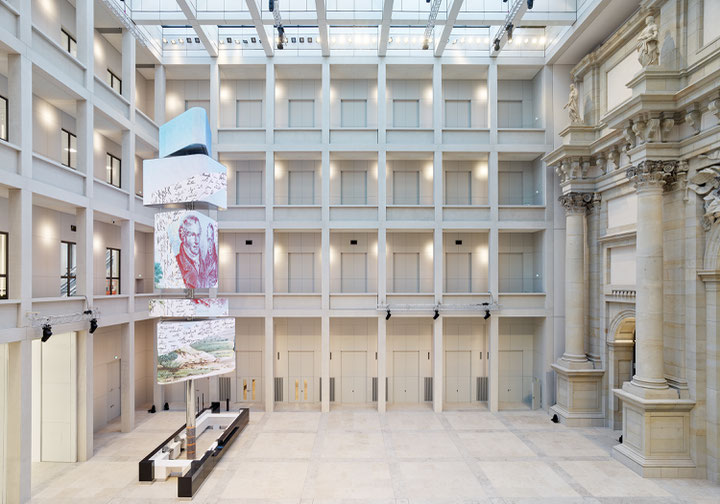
xmin=627 ymin=162 xmax=672 ymax=392
xmin=76 ymin=329 xmax=93 ymax=461
xmin=154 ymin=65 xmax=166 ymax=124
xmin=122 ymin=129 xmax=136 ymax=209
xmin=8 ymin=54 xmax=31 ymax=173
xmin=433 ymin=318 xmax=443 ymax=412
xmin=488 ymin=315 xmax=499 ymax=412
xmin=265 ymin=316 xmax=274 ymax=412
xmin=265 ymin=62 xmax=275 ymax=144
xmin=8 ymin=189 xmax=31 ymax=323
xmin=321 ymin=315 xmax=330 ymax=412
xmin=209 ymin=58 xmax=219 ymax=148
xmin=433 ymin=61 xmax=442 ymax=145
xmin=377 ymin=316 xmax=387 ymax=413
xmin=558 ymin=192 xmax=592 ymax=364
xmin=122 ymin=29 xmax=136 ymax=107
xmin=121 ymin=322 xmax=135 ymax=432
xmin=488 ymin=60 xmax=498 ymax=144
xmin=76 ymin=0 xmax=94 ymax=88
xmin=321 ymin=61 xmax=330 ymax=144
xmin=377 ymin=62 xmax=386 ymax=145
xmin=6 ymin=339 xmax=32 ymax=504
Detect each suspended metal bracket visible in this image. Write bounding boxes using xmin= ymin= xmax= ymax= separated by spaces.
xmin=422 ymin=0 xmax=443 ymax=50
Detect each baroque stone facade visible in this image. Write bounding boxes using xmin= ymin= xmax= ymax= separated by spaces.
xmin=544 ymin=0 xmax=720 ymax=482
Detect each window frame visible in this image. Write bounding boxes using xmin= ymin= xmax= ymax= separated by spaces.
xmin=0 ymin=231 xmax=7 ymax=299
xmin=61 ymin=28 xmax=77 ymax=58
xmin=288 ymin=99 xmax=315 ymax=128
xmin=107 ymin=69 xmax=122 ymax=95
xmin=236 ymin=99 xmax=263 ymax=128
xmin=340 ymin=98 xmax=368 ymax=128
xmin=60 ymin=241 xmax=77 ymax=297
xmin=392 ymin=99 xmax=420 ymax=128
xmin=105 ymin=247 xmax=121 ymax=295
xmin=105 ymin=153 xmax=121 ymax=188
xmin=444 ymin=99 xmax=472 ymax=128
xmin=0 ymin=94 xmax=7 ymax=142
xmin=60 ymin=129 xmax=77 ymax=169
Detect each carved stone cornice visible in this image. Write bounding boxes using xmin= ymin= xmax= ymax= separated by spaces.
xmin=559 ymin=192 xmax=595 ymax=215
xmin=626 ymin=160 xmax=679 ymax=190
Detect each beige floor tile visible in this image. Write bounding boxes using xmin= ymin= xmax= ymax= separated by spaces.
xmin=523 ymin=430 xmax=608 ymax=457
xmin=391 ymin=431 xmax=461 ymax=458
xmin=458 ymin=431 xmax=536 ymax=459
xmin=262 ymin=411 xmax=321 ymax=432
xmin=220 ymin=461 xmax=309 ymax=499
xmin=319 ymin=430 xmax=386 ymax=458
xmin=443 ymin=411 xmax=509 ymax=431
xmin=384 ymin=411 xmax=445 ymax=431
xmin=311 ymin=461 xmax=394 ymax=500
xmin=558 ymin=460 xmax=672 ymax=497
xmin=395 ymin=460 xmax=487 ymax=499
xmin=325 ymin=410 xmax=382 ymax=431
xmin=245 ymin=432 xmax=316 ymax=458
xmin=478 ymin=461 xmax=580 ymax=498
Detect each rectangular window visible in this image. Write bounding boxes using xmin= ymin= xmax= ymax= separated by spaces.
xmin=392 ymin=99 xmax=420 ymax=128
xmin=61 ymin=28 xmax=77 ymax=58
xmin=340 ymin=99 xmax=367 ymax=127
xmin=61 ymin=129 xmax=77 ymax=169
xmin=340 ymin=171 xmax=367 ymax=205
xmin=445 ymin=99 xmax=471 ymax=128
xmin=498 ymin=171 xmax=524 ymax=205
xmin=341 ymin=252 xmax=367 ymax=293
xmin=445 ymin=171 xmax=472 ymax=205
xmin=107 ymin=70 xmax=122 ymax=95
xmin=60 ymin=241 xmax=76 ymax=297
xmin=106 ymin=153 xmax=121 ymax=188
xmin=288 ymin=99 xmax=315 ymax=127
xmin=445 ymin=252 xmax=472 ymax=293
xmin=0 ymin=231 xmax=7 ymax=299
xmin=0 ymin=95 xmax=7 ymax=141
xmin=288 ymin=170 xmax=315 ymax=205
xmin=236 ymin=170 xmax=263 ymax=205
xmin=236 ymin=100 xmax=263 ymax=127
xmin=393 ymin=252 xmax=419 ymax=293
xmin=288 ymin=252 xmax=314 ymax=293
xmin=498 ymin=252 xmax=524 ymax=292
xmin=105 ymin=248 xmax=121 ymax=295
xmin=497 ymin=100 xmax=523 ymax=128
xmin=236 ymin=252 xmax=263 ymax=292
xmin=392 ymin=171 xmax=420 ymax=205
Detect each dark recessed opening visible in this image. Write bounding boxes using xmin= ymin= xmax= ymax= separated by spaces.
xmin=455 ymin=240 xmax=463 ymax=245
xmin=350 ymin=239 xmax=358 ymax=245
xmin=245 ymin=240 xmax=253 ymax=245
xmin=70 ymin=225 xmax=77 ymax=232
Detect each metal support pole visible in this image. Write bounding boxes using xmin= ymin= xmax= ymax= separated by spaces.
xmin=186 ymin=379 xmax=196 ymax=459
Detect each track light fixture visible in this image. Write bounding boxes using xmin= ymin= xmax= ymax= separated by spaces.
xmin=41 ymin=324 xmax=52 ymax=342
xmin=493 ymin=38 xmax=500 ymax=51
xmin=386 ymin=309 xmax=391 ymax=320
xmin=433 ymin=308 xmax=440 ymax=320
xmin=506 ymin=23 xmax=514 ymax=43
xmin=277 ymin=26 xmax=285 ymax=50
xmin=484 ymin=310 xmax=491 ymax=320
xmin=527 ymin=0 xmax=533 ymax=8
xmin=89 ymin=318 xmax=98 ymax=333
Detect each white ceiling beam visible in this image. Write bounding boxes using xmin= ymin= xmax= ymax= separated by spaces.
xmin=175 ymin=0 xmax=218 ymax=56
xmin=244 ymin=0 xmax=274 ymax=57
xmin=314 ymin=0 xmax=330 ymax=56
xmin=434 ymin=0 xmax=464 ymax=57
xmin=490 ymin=0 xmax=529 ymax=58
xmin=378 ymin=0 xmax=394 ymax=57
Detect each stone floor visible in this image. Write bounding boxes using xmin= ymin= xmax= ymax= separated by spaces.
xmin=30 ymin=406 xmax=720 ymax=503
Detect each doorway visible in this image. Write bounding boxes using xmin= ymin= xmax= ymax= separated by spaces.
xmin=393 ymin=351 xmax=419 ymax=403
xmin=341 ymin=351 xmax=367 ymax=403
xmin=445 ymin=350 xmax=472 ymax=402
xmin=288 ymin=351 xmax=314 ymax=402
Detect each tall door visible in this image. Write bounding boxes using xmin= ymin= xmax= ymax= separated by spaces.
xmin=236 ymin=351 xmax=262 ymax=402
xmin=499 ymin=350 xmax=524 ymax=404
xmin=393 ymin=351 xmax=419 ymax=403
xmin=288 ymin=351 xmax=314 ymax=402
xmin=341 ymin=351 xmax=367 ymax=403
xmin=445 ymin=351 xmax=471 ymax=403
xmin=107 ymin=360 xmax=121 ymax=422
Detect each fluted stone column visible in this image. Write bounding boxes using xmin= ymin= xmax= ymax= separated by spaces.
xmin=613 ymin=160 xmax=696 ymax=477
xmin=551 ymin=191 xmax=604 ymax=426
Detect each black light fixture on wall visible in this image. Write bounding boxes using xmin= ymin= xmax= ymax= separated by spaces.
xmin=41 ymin=324 xmax=53 ymax=342
xmin=386 ymin=309 xmax=391 ymax=320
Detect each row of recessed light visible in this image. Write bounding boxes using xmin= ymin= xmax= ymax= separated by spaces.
xmin=219 ymin=36 xmax=318 ymax=45
xmin=163 ymin=37 xmax=200 ymax=45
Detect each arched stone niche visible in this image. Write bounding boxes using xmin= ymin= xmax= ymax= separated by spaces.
xmin=607 ymin=310 xmax=635 ymax=430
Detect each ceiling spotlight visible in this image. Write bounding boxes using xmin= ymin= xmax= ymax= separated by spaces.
xmin=484 ymin=310 xmax=491 ymax=320
xmin=299 ymin=37 xmax=304 ymax=43
xmin=89 ymin=318 xmax=98 ymax=334
xmin=308 ymin=37 xmax=312 ymax=43
xmin=506 ymin=23 xmax=513 ymax=43
xmin=460 ymin=37 xmax=465 ymax=44
xmin=524 ymin=38 xmax=529 ymax=44
xmin=452 ymin=38 xmax=457 ymax=44
xmin=540 ymin=36 xmax=547 ymax=45
xmin=235 ymin=39 xmax=241 ymax=44
xmin=433 ymin=308 xmax=440 ymax=320
xmin=186 ymin=37 xmax=192 ymax=43
xmin=162 ymin=38 xmax=168 ymax=44
xmin=243 ymin=39 xmax=248 ymax=44
xmin=219 ymin=39 xmax=224 ymax=44
xmin=41 ymin=324 xmax=52 ymax=342
xmin=403 ymin=37 xmax=409 ymax=43
xmin=195 ymin=37 xmax=200 ymax=43
xmin=178 ymin=38 xmax=184 ymax=44
xmin=251 ymin=37 xmax=257 ymax=43
xmin=291 ymin=37 xmax=296 ymax=43
xmin=493 ymin=38 xmax=500 ymax=51
xmin=386 ymin=309 xmax=391 ymax=320
xmin=422 ymin=38 xmax=429 ymax=50
xmin=527 ymin=0 xmax=534 ymax=8
xmin=277 ymin=26 xmax=285 ymax=49
xmin=227 ymin=37 xmax=232 ymax=43
xmin=388 ymin=36 xmax=393 ymax=43
xmin=171 ymin=39 xmax=177 ymax=45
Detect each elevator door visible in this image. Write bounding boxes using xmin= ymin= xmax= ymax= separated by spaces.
xmin=499 ymin=350 xmax=524 ymax=404
xmin=288 ymin=351 xmax=314 ymax=402
xmin=341 ymin=351 xmax=367 ymax=403
xmin=393 ymin=351 xmax=419 ymax=403
xmin=237 ymin=351 xmax=262 ymax=402
xmin=445 ymin=350 xmax=471 ymax=402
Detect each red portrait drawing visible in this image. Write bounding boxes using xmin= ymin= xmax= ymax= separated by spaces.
xmin=176 ymin=215 xmax=218 ymax=288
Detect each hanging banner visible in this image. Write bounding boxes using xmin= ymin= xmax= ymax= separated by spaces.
xmin=157 ymin=318 xmax=235 ymax=384
xmin=154 ymin=210 xmax=219 ymax=290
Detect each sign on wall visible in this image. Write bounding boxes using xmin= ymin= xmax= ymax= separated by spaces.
xmin=157 ymin=318 xmax=236 ymax=384
xmin=154 ymin=210 xmax=219 ymax=290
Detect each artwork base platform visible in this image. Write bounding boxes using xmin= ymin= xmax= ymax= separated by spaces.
xmin=612 ymin=387 xmax=697 ymax=478
xmin=551 ymin=362 xmax=605 ymax=427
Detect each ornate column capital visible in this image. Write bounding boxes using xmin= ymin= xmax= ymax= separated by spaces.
xmin=626 ymin=160 xmax=679 ymax=190
xmin=559 ymin=192 xmax=594 ymax=215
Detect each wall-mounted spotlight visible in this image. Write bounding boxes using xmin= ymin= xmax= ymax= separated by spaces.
xmin=195 ymin=37 xmax=200 ymax=43
xmin=227 ymin=37 xmax=232 ymax=43
xmin=251 ymin=37 xmax=257 ymax=43
xmin=186 ymin=37 xmax=192 ymax=43
xmin=41 ymin=324 xmax=53 ymax=342
xmin=527 ymin=0 xmax=534 ymax=8
xmin=89 ymin=318 xmax=98 ymax=334
xmin=386 ymin=309 xmax=391 ymax=320
xmin=506 ymin=23 xmax=514 ymax=44
xmin=484 ymin=310 xmax=491 ymax=320
xmin=277 ymin=26 xmax=285 ymax=50
xmin=433 ymin=308 xmax=440 ymax=320
xmin=493 ymin=38 xmax=500 ymax=51
xmin=291 ymin=37 xmax=296 ymax=43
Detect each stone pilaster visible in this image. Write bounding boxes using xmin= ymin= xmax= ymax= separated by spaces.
xmin=551 ymin=192 xmax=605 ymax=426
xmin=613 ymin=160 xmax=697 ymax=477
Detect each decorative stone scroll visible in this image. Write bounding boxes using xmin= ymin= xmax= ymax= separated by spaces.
xmin=559 ymin=191 xmax=595 ymax=214
xmin=626 ymin=160 xmax=679 ymax=189
xmin=688 ymin=153 xmax=720 ymax=230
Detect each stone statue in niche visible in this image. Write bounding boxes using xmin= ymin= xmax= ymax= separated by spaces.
xmin=563 ymin=82 xmax=581 ymax=125
xmin=637 ymin=16 xmax=659 ymax=67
